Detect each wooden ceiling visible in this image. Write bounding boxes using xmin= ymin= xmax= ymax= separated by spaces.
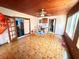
xmin=0 ymin=0 xmax=78 ymax=17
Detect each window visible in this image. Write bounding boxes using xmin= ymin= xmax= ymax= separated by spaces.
xmin=66 ymin=11 xmax=79 ymax=40
xmin=76 ymin=37 xmax=79 ymax=49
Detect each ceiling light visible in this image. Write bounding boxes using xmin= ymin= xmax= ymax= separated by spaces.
xmin=40 ymin=9 xmax=46 ymax=17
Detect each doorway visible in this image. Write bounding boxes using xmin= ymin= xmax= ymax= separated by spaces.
xmin=15 ymin=18 xmax=24 ymax=37
xmin=49 ymin=19 xmax=56 ymax=32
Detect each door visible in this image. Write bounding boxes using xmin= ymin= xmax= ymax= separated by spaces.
xmin=24 ymin=19 xmax=30 ymax=34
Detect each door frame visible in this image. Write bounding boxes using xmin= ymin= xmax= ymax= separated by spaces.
xmin=48 ymin=18 xmax=56 ymax=33
xmin=15 ymin=17 xmax=31 ymax=38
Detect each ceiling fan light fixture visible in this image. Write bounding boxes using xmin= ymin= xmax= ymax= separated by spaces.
xmin=40 ymin=13 xmax=45 ymax=17
xmin=40 ymin=9 xmax=46 ymax=17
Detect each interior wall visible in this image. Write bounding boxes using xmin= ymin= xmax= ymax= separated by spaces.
xmin=38 ymin=15 xmax=66 ymax=35
xmin=0 ymin=7 xmax=38 ymax=32
xmin=0 ymin=6 xmax=38 ymax=45
xmin=55 ymin=15 xmax=66 ymax=35
xmin=0 ymin=29 xmax=9 ymax=45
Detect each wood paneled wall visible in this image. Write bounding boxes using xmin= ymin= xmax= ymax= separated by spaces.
xmin=63 ymin=2 xmax=79 ymax=59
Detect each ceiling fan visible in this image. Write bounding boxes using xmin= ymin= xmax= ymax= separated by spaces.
xmin=36 ymin=9 xmax=51 ymax=17
xmin=40 ymin=9 xmax=47 ymax=17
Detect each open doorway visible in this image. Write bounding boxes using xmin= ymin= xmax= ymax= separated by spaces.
xmin=15 ymin=18 xmax=24 ymax=37
xmin=49 ymin=18 xmax=56 ymax=32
